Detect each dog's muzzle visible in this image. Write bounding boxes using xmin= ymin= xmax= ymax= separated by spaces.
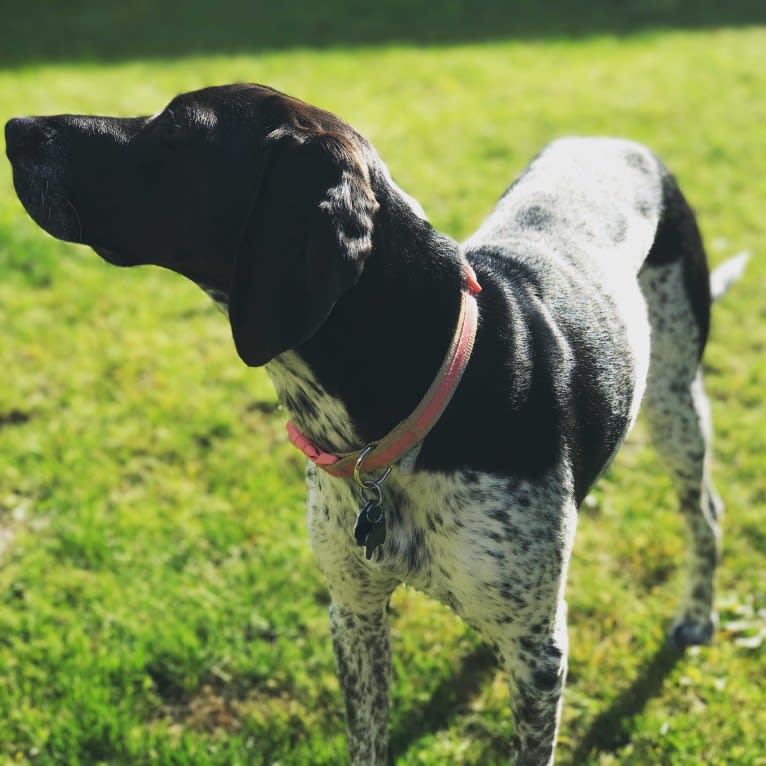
xmin=5 ymin=116 xmax=81 ymax=243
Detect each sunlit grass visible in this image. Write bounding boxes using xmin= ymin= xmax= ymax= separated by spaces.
xmin=1 ymin=23 xmax=764 ymax=765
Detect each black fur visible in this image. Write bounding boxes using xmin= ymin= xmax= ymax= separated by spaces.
xmin=644 ymin=168 xmax=711 ymax=354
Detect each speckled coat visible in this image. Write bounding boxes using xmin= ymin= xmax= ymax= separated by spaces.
xmin=6 ymin=86 xmax=735 ymax=766
xmin=264 ymin=137 xmax=725 ymax=765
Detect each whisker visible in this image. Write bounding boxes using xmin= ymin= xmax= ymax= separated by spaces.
xmin=41 ymin=180 xmax=49 ymax=222
xmin=64 ymin=199 xmax=83 ymax=241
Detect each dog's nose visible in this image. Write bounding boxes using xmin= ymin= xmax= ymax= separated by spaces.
xmin=5 ymin=116 xmax=43 ymax=157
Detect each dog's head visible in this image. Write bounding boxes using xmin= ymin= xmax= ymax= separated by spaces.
xmin=5 ymin=84 xmax=380 ymax=366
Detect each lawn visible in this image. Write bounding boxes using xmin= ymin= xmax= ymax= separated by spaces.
xmin=1 ymin=3 xmax=765 ymax=764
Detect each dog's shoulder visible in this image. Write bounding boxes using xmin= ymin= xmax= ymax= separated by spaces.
xmin=422 ymin=138 xmax=667 ymax=499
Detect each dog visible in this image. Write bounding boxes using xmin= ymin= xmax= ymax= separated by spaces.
xmin=5 ymin=84 xmax=746 ymax=765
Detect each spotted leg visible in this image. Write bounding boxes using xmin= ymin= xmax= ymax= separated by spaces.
xmin=328 ymin=592 xmax=396 ymax=765
xmin=500 ymin=600 xmax=569 ymax=766
xmin=307 ymin=470 xmax=399 ymax=765
xmin=436 ymin=480 xmax=576 ymax=765
xmin=645 ymin=366 xmax=723 ymax=645
xmin=641 ymin=261 xmax=723 ymax=646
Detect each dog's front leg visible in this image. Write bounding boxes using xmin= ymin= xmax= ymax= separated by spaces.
xmin=329 ymin=593 xmax=395 ymax=765
xmin=451 ymin=492 xmax=576 ymax=765
xmin=307 ymin=470 xmax=399 ymax=765
xmin=500 ymin=600 xmax=569 ymax=766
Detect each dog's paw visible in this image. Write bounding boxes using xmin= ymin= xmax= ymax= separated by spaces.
xmin=668 ymin=613 xmax=717 ymax=649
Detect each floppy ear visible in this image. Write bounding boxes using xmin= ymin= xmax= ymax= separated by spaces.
xmin=228 ymin=128 xmax=379 ymax=367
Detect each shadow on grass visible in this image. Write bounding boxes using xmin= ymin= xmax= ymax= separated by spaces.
xmin=568 ymin=641 xmax=683 ymax=763
xmin=389 ymin=642 xmax=497 ymax=762
xmin=2 ymin=0 xmax=766 ymax=67
xmin=389 ymin=640 xmax=684 ymax=763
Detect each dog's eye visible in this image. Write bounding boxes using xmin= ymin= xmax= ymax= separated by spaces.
xmin=147 ymin=109 xmax=184 ymax=146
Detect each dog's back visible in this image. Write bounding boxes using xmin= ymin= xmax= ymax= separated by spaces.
xmin=465 ymin=137 xmax=664 ymax=275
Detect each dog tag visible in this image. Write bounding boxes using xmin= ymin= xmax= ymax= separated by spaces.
xmin=364 ymin=515 xmax=386 ymax=560
xmin=354 ymin=499 xmax=378 ymax=547
xmin=352 ymin=445 xmax=391 ymax=559
xmin=363 ymin=503 xmax=386 ymax=560
xmin=353 ymin=499 xmax=387 ymax=559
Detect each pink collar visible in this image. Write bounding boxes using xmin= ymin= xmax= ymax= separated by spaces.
xmin=287 ymin=262 xmax=482 ymax=479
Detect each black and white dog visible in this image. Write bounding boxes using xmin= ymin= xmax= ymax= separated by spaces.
xmin=5 ymin=84 xmax=746 ymax=764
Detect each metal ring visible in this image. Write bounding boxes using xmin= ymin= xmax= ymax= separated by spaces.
xmin=353 ymin=444 xmax=392 ymax=489
xmin=360 ymin=479 xmax=383 ymax=506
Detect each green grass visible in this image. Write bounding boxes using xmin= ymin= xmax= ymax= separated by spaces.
xmin=1 ymin=6 xmax=765 ymax=765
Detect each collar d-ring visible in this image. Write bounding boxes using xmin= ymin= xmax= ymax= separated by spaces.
xmin=353 ymin=444 xmax=392 ymax=496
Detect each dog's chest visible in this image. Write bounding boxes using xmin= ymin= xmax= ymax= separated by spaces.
xmin=308 ymin=469 xmax=481 ymax=591
xmin=307 ymin=465 xmax=573 ymax=630
xmin=266 ymin=352 xmax=360 ymax=452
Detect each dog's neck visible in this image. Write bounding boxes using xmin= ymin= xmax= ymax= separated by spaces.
xmin=266 ymin=168 xmax=465 ymax=455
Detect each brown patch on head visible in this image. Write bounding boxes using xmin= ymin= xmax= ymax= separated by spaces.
xmin=262 ymin=90 xmax=379 ymax=221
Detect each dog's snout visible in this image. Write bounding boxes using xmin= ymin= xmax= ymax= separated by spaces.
xmin=5 ymin=116 xmax=47 ymax=157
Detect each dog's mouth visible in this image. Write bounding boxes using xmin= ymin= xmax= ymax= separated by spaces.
xmin=6 ymin=117 xmax=85 ymax=244
xmin=91 ymin=245 xmax=135 ymax=267
xmin=9 ymin=164 xmax=83 ymax=244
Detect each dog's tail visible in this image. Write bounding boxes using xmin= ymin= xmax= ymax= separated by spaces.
xmin=710 ymin=251 xmax=750 ymax=301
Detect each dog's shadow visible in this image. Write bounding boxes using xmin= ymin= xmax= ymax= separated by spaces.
xmin=566 ymin=641 xmax=684 ymax=764
xmin=388 ymin=642 xmax=498 ymax=762
xmin=388 ymin=640 xmax=683 ymax=764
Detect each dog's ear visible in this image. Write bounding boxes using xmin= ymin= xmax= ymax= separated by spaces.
xmin=228 ymin=122 xmax=379 ymax=367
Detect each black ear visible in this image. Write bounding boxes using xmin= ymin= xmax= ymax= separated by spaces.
xmin=229 ymin=128 xmax=379 ymax=367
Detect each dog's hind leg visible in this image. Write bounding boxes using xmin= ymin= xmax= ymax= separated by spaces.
xmin=639 ymin=192 xmax=723 ymax=645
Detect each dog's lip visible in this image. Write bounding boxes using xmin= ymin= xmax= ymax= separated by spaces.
xmin=92 ymin=245 xmax=134 ymax=266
